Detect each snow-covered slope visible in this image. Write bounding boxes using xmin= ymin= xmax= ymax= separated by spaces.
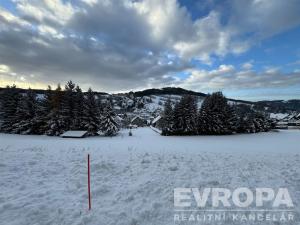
xmin=112 ymin=94 xmax=204 ymax=119
xmin=0 ymin=128 xmax=300 ymax=225
xmin=270 ymin=113 xmax=289 ymax=120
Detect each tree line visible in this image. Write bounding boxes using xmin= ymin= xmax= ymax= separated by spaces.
xmin=0 ymin=81 xmax=119 ymax=136
xmin=161 ymin=92 xmax=273 ymax=136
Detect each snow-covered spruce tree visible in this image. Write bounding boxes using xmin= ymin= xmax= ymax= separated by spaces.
xmin=100 ymin=103 xmax=119 ymax=136
xmin=172 ymin=95 xmax=197 ymax=135
xmin=239 ymin=114 xmax=256 ymax=133
xmin=46 ymin=84 xmax=65 ymax=136
xmin=235 ymin=104 xmax=256 ymax=133
xmin=172 ymin=101 xmax=183 ymax=135
xmin=60 ymin=80 xmax=77 ymax=130
xmin=184 ymin=95 xmax=198 ymax=134
xmin=235 ymin=104 xmax=271 ymax=133
xmin=161 ymin=98 xmax=174 ymax=135
xmin=12 ymin=89 xmax=39 ymax=134
xmin=0 ymin=85 xmax=20 ymax=133
xmin=253 ymin=111 xmax=271 ymax=132
xmin=198 ymin=92 xmax=237 ymax=135
xmin=73 ymin=85 xmax=85 ymax=130
xmin=197 ymin=103 xmax=215 ymax=134
xmin=224 ymin=103 xmax=238 ymax=133
xmin=35 ymin=85 xmax=53 ymax=134
xmin=83 ymin=88 xmax=100 ymax=136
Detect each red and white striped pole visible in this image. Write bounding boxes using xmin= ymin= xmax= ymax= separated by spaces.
xmin=87 ymin=154 xmax=91 ymax=210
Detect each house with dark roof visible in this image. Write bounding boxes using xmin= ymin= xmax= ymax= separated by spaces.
xmin=61 ymin=131 xmax=88 ymax=138
xmin=275 ymin=113 xmax=300 ymax=129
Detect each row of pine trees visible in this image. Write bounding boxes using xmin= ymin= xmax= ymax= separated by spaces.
xmin=161 ymin=92 xmax=273 ymax=135
xmin=0 ymin=83 xmax=272 ymax=137
xmin=0 ymin=81 xmax=119 ymax=136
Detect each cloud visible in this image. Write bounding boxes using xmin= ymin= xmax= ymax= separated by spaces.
xmin=0 ymin=64 xmax=10 ymax=73
xmin=80 ymin=0 xmax=98 ymax=6
xmin=0 ymin=6 xmax=31 ymax=27
xmin=1 ymin=0 xmax=195 ymax=91
xmin=242 ymin=62 xmax=253 ymax=70
xmin=37 ymin=25 xmax=64 ymax=39
xmin=227 ymin=0 xmax=300 ymax=39
xmin=0 ymin=0 xmax=300 ymax=95
xmin=13 ymin=0 xmax=75 ymax=26
xmin=180 ymin=66 xmax=300 ymax=92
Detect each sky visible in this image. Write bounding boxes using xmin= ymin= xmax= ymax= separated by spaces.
xmin=0 ymin=0 xmax=300 ymax=100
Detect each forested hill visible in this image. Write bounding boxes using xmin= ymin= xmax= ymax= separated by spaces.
xmin=253 ymin=100 xmax=300 ymax=113
xmin=1 ymin=86 xmax=300 ymax=113
xmin=127 ymin=87 xmax=252 ymax=104
xmin=0 ymin=86 xmax=247 ymax=102
xmin=130 ymin=87 xmax=207 ymax=98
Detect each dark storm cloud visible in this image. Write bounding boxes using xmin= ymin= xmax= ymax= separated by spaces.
xmin=1 ymin=0 xmax=194 ymax=91
xmin=0 ymin=0 xmax=300 ymax=93
xmin=0 ymin=18 xmax=189 ymax=91
xmin=68 ymin=1 xmax=158 ymax=53
xmin=227 ymin=0 xmax=300 ymax=38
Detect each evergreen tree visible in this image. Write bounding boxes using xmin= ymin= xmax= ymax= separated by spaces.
xmin=46 ymin=84 xmax=65 ymax=136
xmin=61 ymin=80 xmax=76 ymax=130
xmin=198 ymin=92 xmax=237 ymax=135
xmin=161 ymin=98 xmax=174 ymax=135
xmin=0 ymin=85 xmax=20 ymax=133
xmin=37 ymin=85 xmax=53 ymax=134
xmin=235 ymin=105 xmax=256 ymax=133
xmin=237 ymin=114 xmax=256 ymax=133
xmin=83 ymin=88 xmax=100 ymax=136
xmin=224 ymin=103 xmax=238 ymax=133
xmin=0 ymin=83 xmax=273 ymax=137
xmin=183 ymin=95 xmax=198 ymax=134
xmin=172 ymin=101 xmax=184 ymax=134
xmin=235 ymin=104 xmax=271 ymax=133
xmin=172 ymin=95 xmax=197 ymax=135
xmin=197 ymin=102 xmax=214 ymax=134
xmin=41 ymin=86 xmax=53 ymax=115
xmin=12 ymin=89 xmax=39 ymax=134
xmin=253 ymin=111 xmax=271 ymax=132
xmin=100 ymin=103 xmax=119 ymax=136
xmin=73 ymin=85 xmax=85 ymax=130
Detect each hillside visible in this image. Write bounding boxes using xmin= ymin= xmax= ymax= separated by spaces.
xmin=1 ymin=87 xmax=300 ymax=119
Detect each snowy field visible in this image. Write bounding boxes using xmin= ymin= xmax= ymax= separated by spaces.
xmin=0 ymin=128 xmax=300 ymax=225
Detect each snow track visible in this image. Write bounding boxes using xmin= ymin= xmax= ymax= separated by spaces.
xmin=0 ymin=128 xmax=299 ymax=225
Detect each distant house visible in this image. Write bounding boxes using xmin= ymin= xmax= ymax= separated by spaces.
xmin=275 ymin=121 xmax=288 ymax=129
xmin=131 ymin=116 xmax=147 ymax=127
xmin=61 ymin=131 xmax=88 ymax=138
xmin=282 ymin=113 xmax=300 ymax=122
xmin=270 ymin=113 xmax=289 ymax=121
xmin=275 ymin=113 xmax=300 ymax=129
xmin=151 ymin=115 xmax=163 ymax=129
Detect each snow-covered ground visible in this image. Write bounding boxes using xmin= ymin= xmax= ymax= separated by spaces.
xmin=0 ymin=128 xmax=300 ymax=225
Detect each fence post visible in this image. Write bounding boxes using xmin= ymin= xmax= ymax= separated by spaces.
xmin=88 ymin=154 xmax=91 ymax=210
